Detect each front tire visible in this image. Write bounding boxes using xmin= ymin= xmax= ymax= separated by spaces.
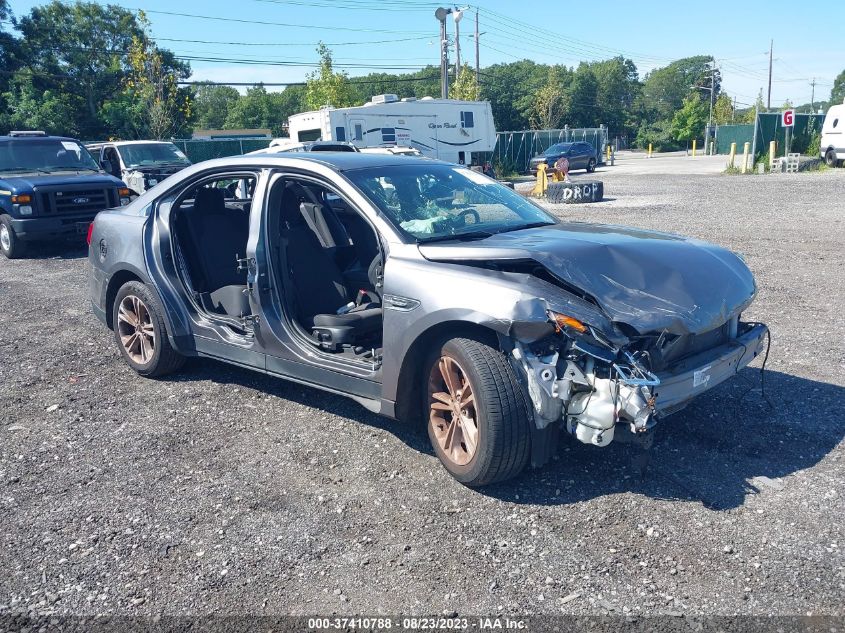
xmin=112 ymin=281 xmax=184 ymax=377
xmin=0 ymin=216 xmax=25 ymax=259
xmin=586 ymin=158 xmax=596 ymax=173
xmin=824 ymin=148 xmax=838 ymax=168
xmin=424 ymin=337 xmax=530 ymax=487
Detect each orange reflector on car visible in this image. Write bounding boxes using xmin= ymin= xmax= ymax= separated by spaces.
xmin=118 ymin=188 xmax=130 ymax=197
xmin=552 ymin=312 xmax=587 ymax=333
xmin=11 ymin=194 xmax=31 ymax=204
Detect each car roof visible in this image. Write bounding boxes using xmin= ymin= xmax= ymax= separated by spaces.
xmin=194 ymin=152 xmax=446 ymax=172
xmin=87 ymin=140 xmax=176 ymax=147
xmin=0 ymin=135 xmax=80 ymax=142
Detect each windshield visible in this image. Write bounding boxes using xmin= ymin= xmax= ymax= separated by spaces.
xmin=119 ymin=143 xmax=190 ymax=167
xmin=0 ymin=138 xmax=100 ymax=173
xmin=346 ymin=164 xmax=557 ymax=242
xmin=544 ymin=143 xmax=572 ymax=156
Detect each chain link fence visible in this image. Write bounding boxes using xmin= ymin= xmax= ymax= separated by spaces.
xmin=490 ymin=127 xmax=609 ymax=174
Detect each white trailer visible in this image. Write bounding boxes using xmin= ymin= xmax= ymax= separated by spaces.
xmin=287 ymin=95 xmax=497 ymax=166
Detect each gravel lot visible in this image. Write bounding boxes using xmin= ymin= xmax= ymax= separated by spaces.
xmin=1 ymin=161 xmax=844 ymax=621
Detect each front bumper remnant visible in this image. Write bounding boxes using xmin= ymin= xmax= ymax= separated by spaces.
xmin=514 ymin=322 xmax=769 ymax=448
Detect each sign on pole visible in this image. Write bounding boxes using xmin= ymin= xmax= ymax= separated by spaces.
xmin=782 ymin=109 xmax=795 ymax=127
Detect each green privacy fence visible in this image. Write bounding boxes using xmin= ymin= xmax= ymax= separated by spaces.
xmin=491 ymin=127 xmax=609 ymax=173
xmin=168 ymin=128 xmax=610 ymax=170
xmin=714 ymin=125 xmax=754 ymax=154
xmin=753 ymin=112 xmax=824 ymax=158
xmin=171 ymin=138 xmax=271 ymax=163
xmin=713 ymin=113 xmax=825 ymax=157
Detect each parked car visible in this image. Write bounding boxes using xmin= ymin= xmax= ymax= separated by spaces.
xmin=86 ymin=141 xmax=192 ymax=196
xmin=0 ymin=131 xmax=130 ymax=259
xmin=820 ymin=99 xmax=845 ymax=167
xmin=88 ymin=153 xmax=768 ymax=486
xmin=248 ymin=140 xmax=360 ymax=155
xmin=528 ymin=142 xmax=597 ymax=174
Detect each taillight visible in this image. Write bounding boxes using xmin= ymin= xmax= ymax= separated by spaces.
xmin=86 ymin=221 xmax=94 ymax=246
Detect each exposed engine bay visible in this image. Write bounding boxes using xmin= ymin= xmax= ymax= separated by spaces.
xmin=507 ymin=310 xmax=769 ymax=456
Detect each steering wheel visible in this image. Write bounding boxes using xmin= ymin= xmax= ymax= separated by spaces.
xmin=455 ymin=207 xmax=480 ymax=226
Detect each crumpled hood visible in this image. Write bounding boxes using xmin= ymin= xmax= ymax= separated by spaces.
xmin=1 ymin=173 xmax=124 ymax=189
xmin=418 ymin=222 xmax=757 ymax=335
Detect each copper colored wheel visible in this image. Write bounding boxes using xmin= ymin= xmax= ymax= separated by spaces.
xmin=117 ymin=295 xmax=156 ymax=365
xmin=428 ymin=355 xmax=479 ymax=466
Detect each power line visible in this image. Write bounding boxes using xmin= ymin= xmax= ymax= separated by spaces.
xmin=132 ymin=8 xmax=431 ymax=35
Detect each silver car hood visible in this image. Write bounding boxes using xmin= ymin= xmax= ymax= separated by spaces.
xmin=418 ymin=222 xmax=757 ymax=335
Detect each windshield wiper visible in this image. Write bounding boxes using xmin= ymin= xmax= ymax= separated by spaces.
xmin=419 ymin=230 xmax=496 ymax=243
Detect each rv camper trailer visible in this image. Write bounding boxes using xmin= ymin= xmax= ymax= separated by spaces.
xmin=286 ymin=95 xmax=497 ymax=166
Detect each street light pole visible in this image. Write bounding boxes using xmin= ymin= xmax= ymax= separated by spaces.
xmin=435 ymin=7 xmax=452 ymax=99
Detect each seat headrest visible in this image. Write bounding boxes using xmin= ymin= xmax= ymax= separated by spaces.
xmin=280 ymin=184 xmax=305 ymax=225
xmin=194 ymin=186 xmax=226 ymax=214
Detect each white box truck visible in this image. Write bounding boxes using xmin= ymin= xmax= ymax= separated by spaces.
xmin=287 ymin=94 xmax=497 ymax=166
xmin=820 ymin=99 xmax=845 ymax=167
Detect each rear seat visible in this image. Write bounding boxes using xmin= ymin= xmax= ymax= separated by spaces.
xmin=177 ymin=187 xmax=251 ymax=316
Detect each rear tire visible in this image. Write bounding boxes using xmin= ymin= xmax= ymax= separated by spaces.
xmin=824 ymin=148 xmax=838 ymax=168
xmin=586 ymin=158 xmax=596 ymax=173
xmin=112 ymin=281 xmax=185 ymax=377
xmin=0 ymin=216 xmax=25 ymax=259
xmin=423 ymin=336 xmax=530 ymax=487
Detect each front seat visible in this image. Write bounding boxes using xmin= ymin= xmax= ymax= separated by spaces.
xmin=279 ymin=184 xmax=381 ymax=350
xmin=178 ymin=186 xmax=251 ymax=316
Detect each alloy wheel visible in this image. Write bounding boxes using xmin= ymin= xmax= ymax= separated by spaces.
xmin=0 ymin=224 xmax=10 ymax=252
xmin=428 ymin=355 xmax=479 ymax=466
xmin=117 ymin=295 xmax=155 ymax=365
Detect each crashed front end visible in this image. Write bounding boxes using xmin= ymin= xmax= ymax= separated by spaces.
xmin=509 ymin=310 xmax=768 ymax=452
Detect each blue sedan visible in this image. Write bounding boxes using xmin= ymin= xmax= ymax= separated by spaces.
xmin=528 ymin=141 xmax=598 ymax=174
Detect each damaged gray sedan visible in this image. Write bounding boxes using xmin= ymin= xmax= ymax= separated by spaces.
xmin=88 ymin=153 xmax=768 ymax=486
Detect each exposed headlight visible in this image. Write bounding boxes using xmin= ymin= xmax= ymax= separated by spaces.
xmin=549 ymin=311 xmax=587 ymax=334
xmin=120 ymin=197 xmax=130 ymax=206
xmin=18 ymin=205 xmax=33 ymax=215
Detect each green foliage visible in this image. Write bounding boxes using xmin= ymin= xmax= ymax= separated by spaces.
xmin=713 ymin=93 xmax=734 ymax=125
xmin=192 ymin=84 xmax=241 ymax=130
xmin=807 ymin=130 xmax=821 ymax=157
xmin=3 ymin=1 xmax=189 ymax=139
xmin=304 ymin=42 xmax=354 ymax=110
xmin=450 ymin=64 xmax=480 ymax=101
xmin=529 ymin=67 xmax=567 ymax=130
xmin=831 ymin=69 xmax=845 ymax=105
xmin=222 ymin=85 xmax=304 ymax=137
xmin=671 ymin=93 xmax=708 ymax=143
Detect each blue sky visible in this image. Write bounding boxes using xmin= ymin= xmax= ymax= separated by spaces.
xmin=7 ymin=0 xmax=842 ymax=108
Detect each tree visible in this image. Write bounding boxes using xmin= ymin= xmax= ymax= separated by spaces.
xmin=713 ymin=93 xmax=734 ymax=125
xmin=4 ymin=69 xmax=80 ymax=135
xmin=671 ymin=93 xmax=708 ymax=143
xmin=831 ymin=69 xmax=845 ymax=105
xmin=482 ymin=60 xmax=548 ymax=130
xmin=529 ymin=68 xmax=567 ymax=129
xmin=11 ymin=1 xmax=188 ymax=139
xmin=450 ymin=64 xmax=480 ymax=101
xmin=122 ymin=12 xmax=192 ymax=139
xmin=641 ymin=56 xmax=718 ymax=121
xmin=566 ymin=64 xmax=599 ymax=128
xmin=305 ymin=42 xmax=353 ymax=110
xmin=192 ymin=83 xmax=241 ymax=130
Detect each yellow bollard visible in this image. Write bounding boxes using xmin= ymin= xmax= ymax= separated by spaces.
xmin=531 ymin=163 xmax=548 ymax=198
xmin=606 ymin=145 xmax=611 ymax=162
xmin=729 ymin=142 xmax=736 ymax=169
xmin=741 ymin=142 xmax=750 ymax=173
xmin=769 ymin=140 xmax=777 ymax=169
xmin=692 ymin=139 xmax=697 ymax=157
xmin=648 ymin=143 xmax=652 ymax=158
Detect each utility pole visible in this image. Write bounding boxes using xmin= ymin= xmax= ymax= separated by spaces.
xmin=435 ymin=7 xmax=452 ymax=99
xmin=810 ymin=78 xmax=816 ymax=112
xmin=474 ymin=8 xmax=480 ymax=86
xmin=766 ymin=39 xmax=773 ymax=111
xmin=454 ymin=8 xmax=462 ymax=80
